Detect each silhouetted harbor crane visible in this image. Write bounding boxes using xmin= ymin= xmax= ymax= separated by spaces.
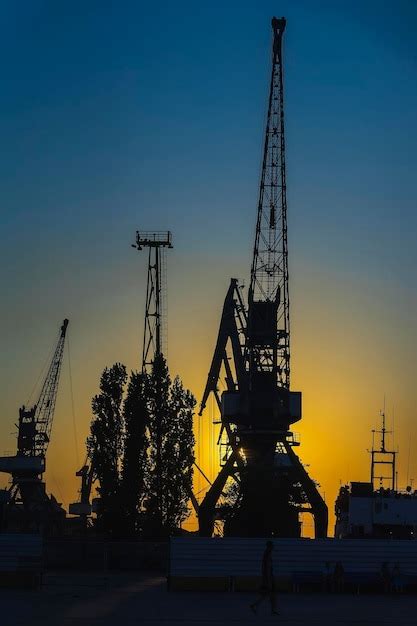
xmin=198 ymin=18 xmax=328 ymax=538
xmin=0 ymin=320 xmax=68 ymax=533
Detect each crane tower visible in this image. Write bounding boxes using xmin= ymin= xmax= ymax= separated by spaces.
xmin=198 ymin=18 xmax=328 ymax=538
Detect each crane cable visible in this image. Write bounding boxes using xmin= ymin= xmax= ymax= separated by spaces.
xmin=67 ymin=336 xmax=80 ymax=469
xmin=50 ymin=473 xmax=65 ymax=507
xmin=197 ymin=410 xmax=201 ymax=503
xmin=26 ymin=335 xmax=55 ymax=406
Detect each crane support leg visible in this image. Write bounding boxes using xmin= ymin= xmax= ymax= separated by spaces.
xmin=284 ymin=443 xmax=328 ymax=538
xmin=198 ymin=454 xmax=236 ymax=537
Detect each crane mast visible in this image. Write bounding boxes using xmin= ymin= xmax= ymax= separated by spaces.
xmin=248 ymin=16 xmax=289 ymax=389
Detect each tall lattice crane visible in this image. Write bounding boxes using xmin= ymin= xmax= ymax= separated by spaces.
xmin=198 ymin=18 xmax=328 ymax=538
xmin=0 ymin=319 xmax=68 ymax=532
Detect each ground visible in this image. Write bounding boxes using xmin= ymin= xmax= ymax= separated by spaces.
xmin=1 ymin=572 xmax=417 ymax=625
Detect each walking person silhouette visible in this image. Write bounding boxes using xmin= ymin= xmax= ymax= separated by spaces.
xmin=250 ymin=540 xmax=279 ymax=616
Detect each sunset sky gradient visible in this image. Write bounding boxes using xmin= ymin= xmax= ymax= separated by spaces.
xmin=1 ymin=1 xmax=417 ymax=534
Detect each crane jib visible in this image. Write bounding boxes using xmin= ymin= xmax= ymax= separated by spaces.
xmin=18 ymin=319 xmax=69 ymax=462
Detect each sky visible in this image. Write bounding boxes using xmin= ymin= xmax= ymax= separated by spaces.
xmin=0 ymin=0 xmax=417 ymax=535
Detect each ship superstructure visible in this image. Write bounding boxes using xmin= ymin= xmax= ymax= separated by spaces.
xmin=335 ymin=410 xmax=417 ymax=539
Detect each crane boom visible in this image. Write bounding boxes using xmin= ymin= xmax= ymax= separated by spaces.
xmin=33 ymin=318 xmax=68 ymax=456
xmin=17 ymin=319 xmax=69 ymax=460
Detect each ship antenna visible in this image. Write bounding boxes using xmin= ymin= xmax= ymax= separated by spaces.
xmin=370 ymin=400 xmax=397 ymax=491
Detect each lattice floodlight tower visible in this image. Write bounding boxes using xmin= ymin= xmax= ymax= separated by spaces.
xmin=198 ymin=18 xmax=328 ymax=538
xmin=132 ymin=231 xmax=173 ymax=372
xmin=70 ymin=232 xmax=173 ymax=525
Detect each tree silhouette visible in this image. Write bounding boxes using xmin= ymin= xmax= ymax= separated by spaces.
xmin=144 ymin=354 xmax=171 ymax=536
xmin=164 ymin=375 xmax=196 ymax=532
xmin=121 ymin=371 xmax=149 ymax=534
xmin=144 ymin=354 xmax=195 ymax=537
xmin=87 ymin=357 xmax=195 ymax=537
xmin=87 ymin=363 xmax=127 ymax=534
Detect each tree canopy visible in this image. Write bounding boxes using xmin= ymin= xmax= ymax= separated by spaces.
xmin=87 ymin=356 xmax=195 ymax=537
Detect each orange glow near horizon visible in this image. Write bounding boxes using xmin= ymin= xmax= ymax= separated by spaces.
xmin=1 ymin=262 xmax=416 ymax=538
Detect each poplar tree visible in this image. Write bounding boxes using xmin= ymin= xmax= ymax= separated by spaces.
xmin=164 ymin=375 xmax=196 ymax=531
xmin=144 ymin=354 xmax=171 ymax=536
xmin=87 ymin=363 xmax=127 ymax=534
xmin=121 ymin=371 xmax=149 ymax=534
xmin=87 ymin=357 xmax=196 ymax=538
xmin=144 ymin=354 xmax=196 ymax=536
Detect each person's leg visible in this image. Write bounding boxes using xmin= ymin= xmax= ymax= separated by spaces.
xmin=250 ymin=591 xmax=266 ymax=612
xmin=269 ymin=590 xmax=279 ymax=615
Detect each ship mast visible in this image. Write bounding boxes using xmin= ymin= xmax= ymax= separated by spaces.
xmin=370 ymin=408 xmax=396 ymax=490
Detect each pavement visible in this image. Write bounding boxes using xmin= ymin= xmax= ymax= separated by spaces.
xmin=1 ymin=572 xmax=417 ymax=626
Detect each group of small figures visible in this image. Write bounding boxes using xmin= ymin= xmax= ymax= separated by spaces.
xmin=380 ymin=562 xmax=404 ymax=593
xmin=323 ymin=561 xmax=404 ymax=593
